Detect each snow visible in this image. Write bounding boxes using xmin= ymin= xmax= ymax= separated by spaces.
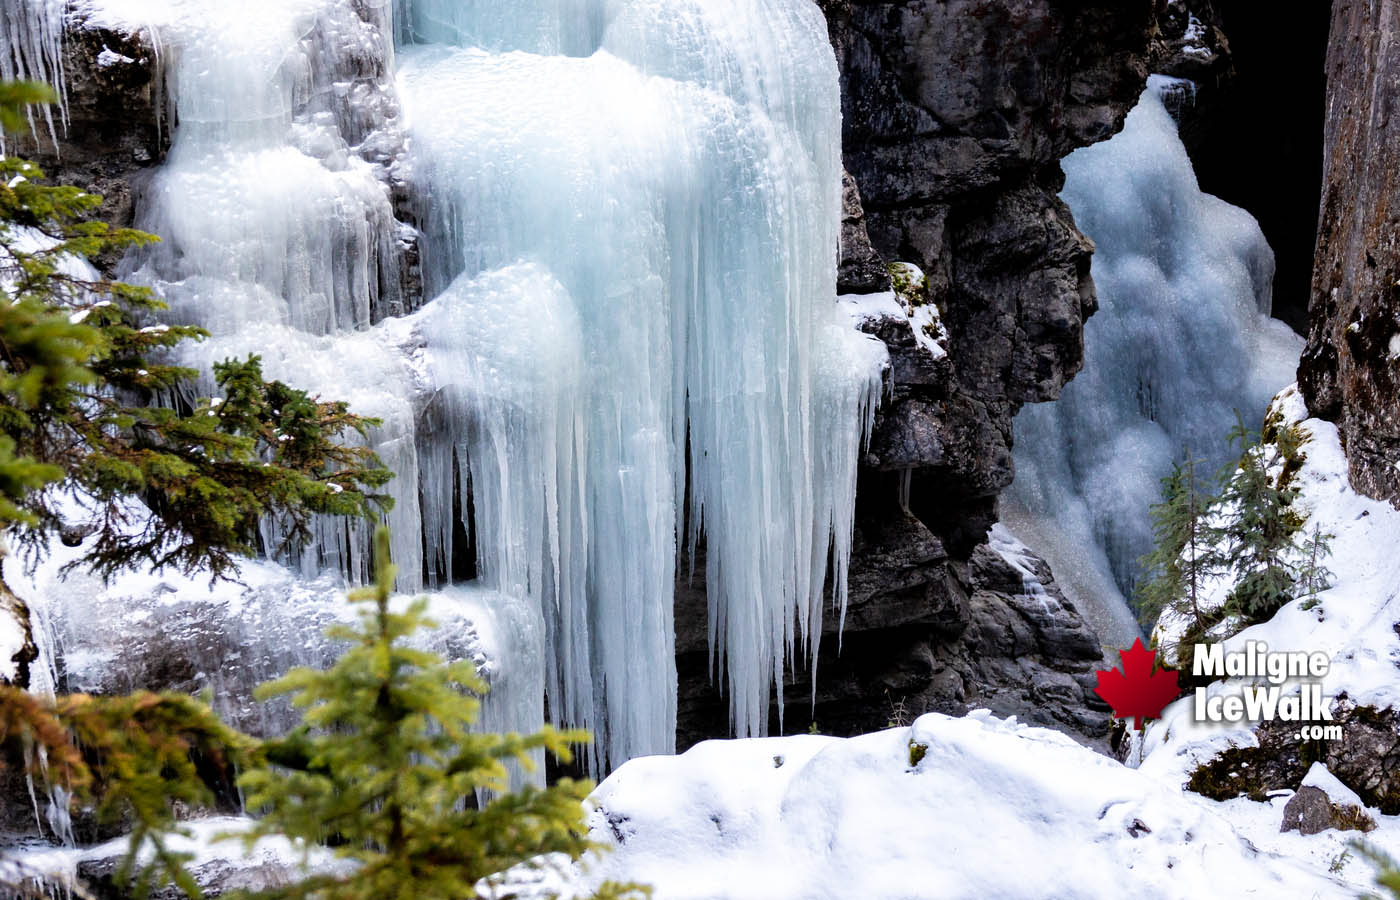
xmin=10 ymin=816 xmax=350 ymax=896
xmin=839 ymin=279 xmax=947 ymax=362
xmin=564 ymin=401 xmax=1400 ymax=897
xmin=1301 ymin=762 xmax=1365 ymax=811
xmin=840 ymin=290 xmax=905 ymax=324
xmin=95 ymin=46 xmax=136 ymax=68
xmin=1147 ymin=386 xmax=1400 ymax=714
xmin=577 ymin=711 xmax=1349 ymax=899
xmin=1117 ymin=387 xmax=1400 ymax=891
xmin=1010 ymin=79 xmax=1303 ymax=624
xmin=0 ymin=605 xmax=25 ymax=684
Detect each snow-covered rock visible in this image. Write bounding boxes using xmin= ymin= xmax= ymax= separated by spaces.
xmin=579 ymin=711 xmax=1346 ymax=899
xmin=1139 ymin=387 xmax=1400 ymax=781
xmin=10 ymin=816 xmax=348 ymax=899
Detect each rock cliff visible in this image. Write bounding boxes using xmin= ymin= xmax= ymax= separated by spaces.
xmin=1300 ymin=0 xmax=1400 ymax=511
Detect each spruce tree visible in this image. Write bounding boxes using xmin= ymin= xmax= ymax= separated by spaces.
xmin=1216 ymin=415 xmax=1304 ymax=622
xmin=0 ymin=81 xmax=642 ymax=900
xmin=0 ymin=76 xmax=378 ymax=897
xmin=0 ymin=684 xmax=256 ymax=898
xmin=1296 ymin=523 xmax=1335 ymax=611
xmin=235 ymin=528 xmax=644 ymax=900
xmin=1137 ymin=450 xmax=1219 ymax=633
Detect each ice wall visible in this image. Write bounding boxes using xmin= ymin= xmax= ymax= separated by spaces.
xmin=81 ymin=0 xmax=427 ymax=585
xmin=396 ymin=0 xmax=885 ymax=766
xmin=1009 ymin=78 xmax=1301 ymax=623
xmin=27 ymin=0 xmax=883 ymax=772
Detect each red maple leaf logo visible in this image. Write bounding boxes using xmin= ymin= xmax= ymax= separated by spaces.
xmin=1093 ymin=639 xmax=1182 ymax=730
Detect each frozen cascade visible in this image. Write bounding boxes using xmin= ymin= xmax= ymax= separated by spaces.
xmin=82 ymin=0 xmax=427 ymax=585
xmin=20 ymin=0 xmax=883 ymax=772
xmin=19 ymin=518 xmax=544 ymax=775
xmin=396 ymin=0 xmax=885 ymax=766
xmin=1008 ymin=78 xmax=1302 ymax=629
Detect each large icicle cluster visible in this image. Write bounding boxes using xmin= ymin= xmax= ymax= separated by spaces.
xmin=396 ymin=0 xmax=884 ymax=766
xmin=31 ymin=0 xmax=884 ymax=772
xmin=1009 ymin=78 xmax=1301 ymax=620
xmin=0 ymin=0 xmax=66 ymax=141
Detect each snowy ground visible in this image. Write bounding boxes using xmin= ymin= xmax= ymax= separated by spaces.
xmin=1129 ymin=384 xmax=1400 ymax=892
xmin=577 ymin=712 xmax=1349 ymax=899
xmin=5 ymin=816 xmax=349 ymax=897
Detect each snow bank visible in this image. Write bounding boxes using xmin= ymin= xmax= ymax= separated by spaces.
xmin=1131 ymin=385 xmax=1400 ymax=891
xmin=1142 ymin=385 xmax=1400 ymax=768
xmin=12 ymin=815 xmax=349 ymax=896
xmin=580 ymin=711 xmax=1345 ymax=899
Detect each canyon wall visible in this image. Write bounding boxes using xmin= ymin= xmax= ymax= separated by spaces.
xmin=677 ymin=0 xmax=1164 ymax=747
xmin=1301 ymin=0 xmax=1400 ymax=510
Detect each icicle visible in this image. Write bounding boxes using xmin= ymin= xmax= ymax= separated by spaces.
xmin=397 ymin=0 xmax=884 ymax=764
xmin=92 ymin=0 xmax=420 ymax=582
xmin=0 ymin=0 xmax=68 ymax=147
xmin=46 ymin=0 xmax=884 ymax=773
xmin=394 ymin=0 xmax=603 ymax=55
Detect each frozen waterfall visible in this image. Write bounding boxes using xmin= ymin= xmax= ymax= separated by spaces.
xmin=1008 ymin=77 xmax=1302 ymax=633
xmin=394 ymin=0 xmax=885 ymax=766
xmin=29 ymin=0 xmax=886 ymax=771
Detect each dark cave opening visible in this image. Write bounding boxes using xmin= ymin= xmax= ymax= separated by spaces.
xmin=1181 ymin=0 xmax=1333 ymax=335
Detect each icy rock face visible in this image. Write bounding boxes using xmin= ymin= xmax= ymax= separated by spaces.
xmin=15 ymin=817 xmax=351 ymax=900
xmin=0 ymin=0 xmax=67 ymax=142
xmin=672 ymin=0 xmax=1163 ymax=746
xmin=1301 ymin=0 xmax=1400 ymax=511
xmin=1008 ymin=81 xmax=1303 ymax=617
xmin=812 ymin=0 xmax=1158 ymax=563
xmin=0 ymin=3 xmax=163 ymax=239
xmin=17 ymin=519 xmax=542 ymax=757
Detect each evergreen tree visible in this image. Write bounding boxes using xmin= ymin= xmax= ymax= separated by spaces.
xmin=0 ymin=76 xmax=375 ymax=898
xmin=1296 ymin=523 xmax=1335 ymax=611
xmin=1216 ymin=415 xmax=1304 ymax=621
xmin=0 ymin=81 xmax=641 ymax=900
xmin=1137 ymin=450 xmax=1220 ymax=632
xmin=236 ymin=528 xmax=644 ymax=900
